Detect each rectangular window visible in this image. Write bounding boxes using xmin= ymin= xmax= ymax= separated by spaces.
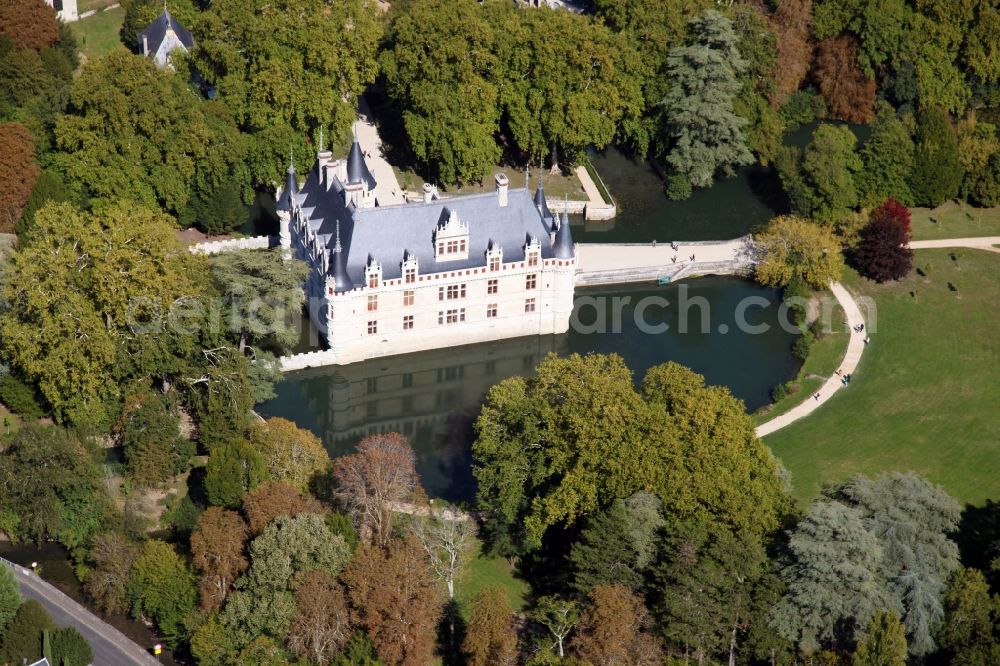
xmin=403 ymin=290 xmax=415 ymax=306
xmin=487 ymin=279 xmax=498 ymax=295
xmin=403 ymin=315 xmax=414 ymax=330
xmin=489 ymin=255 xmax=500 ymax=271
xmin=366 ymin=378 xmax=377 ymax=394
xmin=528 ymin=251 xmax=538 ymax=267
xmin=368 ymin=274 xmax=379 ymax=288
xmin=367 ymin=294 xmax=378 ymax=311
xmin=526 ymin=273 xmax=537 ymax=290
xmin=487 ymin=303 xmax=497 ymax=319
xmin=439 ymin=308 xmax=465 ymax=325
xmin=404 ymin=268 xmax=416 ymax=284
xmin=402 ymin=373 xmax=413 ymax=388
xmin=367 ymin=320 xmax=378 ymax=334
xmin=524 ymin=298 xmax=536 ymax=313
xmin=441 ymin=284 xmax=467 ymax=300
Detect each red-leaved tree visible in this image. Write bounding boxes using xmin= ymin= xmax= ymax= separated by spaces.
xmin=0 ymin=122 xmax=40 ymax=233
xmin=241 ymin=481 xmax=324 ymax=536
xmin=870 ymin=198 xmax=911 ymax=234
xmin=0 ymin=0 xmax=59 ymax=51
xmin=769 ymin=0 xmax=815 ymax=107
xmin=333 ymin=433 xmax=422 ymax=546
xmin=341 ymin=536 xmax=443 ymax=666
xmin=850 ymin=200 xmax=914 ymax=283
xmin=190 ymin=507 xmax=249 ymax=612
xmin=813 ymin=34 xmax=876 ymax=123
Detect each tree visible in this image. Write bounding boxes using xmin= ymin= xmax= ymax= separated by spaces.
xmin=341 ymin=537 xmax=443 ymax=666
xmin=495 ymin=5 xmax=647 ymax=169
xmin=0 ymin=599 xmax=54 ymax=664
xmin=910 ymin=107 xmax=963 ymax=207
xmin=221 ymin=514 xmax=350 ymax=648
xmin=333 ymin=432 xmax=422 ymax=547
xmin=754 ymin=215 xmax=844 ymax=289
xmin=850 ymin=201 xmax=913 ymax=283
xmin=248 ymin=417 xmax=329 ymax=493
xmin=571 ymin=583 xmax=663 ymax=665
xmin=242 ymin=481 xmax=324 ymax=536
xmin=957 ymin=113 xmax=1000 ymax=206
xmin=463 ymin=585 xmax=518 ymax=666
xmin=851 ymin=610 xmax=907 ymax=666
xmin=17 ymin=168 xmax=77 ymax=238
xmin=832 ymin=472 xmax=961 ymax=656
xmin=531 ymin=596 xmax=579 ymax=659
xmin=937 ymin=567 xmax=1000 ymax=665
xmin=777 ymin=123 xmax=862 ymax=222
xmin=0 ymin=0 xmax=59 ymax=51
xmin=569 ymin=493 xmax=664 ymax=594
xmin=286 ymin=570 xmax=352 ymax=665
xmin=812 ymin=35 xmax=876 ymax=124
xmin=770 ymin=499 xmax=891 ymax=654
xmin=650 ymin=519 xmax=770 ymax=665
xmin=119 ymin=391 xmax=193 ymax=488
xmin=769 ymin=0 xmax=815 ymax=107
xmin=0 ymin=425 xmax=107 ymax=553
xmin=208 ymin=250 xmax=310 ymax=355
xmin=732 ymin=5 xmax=783 ymax=165
xmin=475 ymin=355 xmax=786 ymax=554
xmin=191 ymin=508 xmax=250 ymax=612
xmin=0 ymin=201 xmax=210 ymax=426
xmin=857 ymin=103 xmax=915 ymax=207
xmin=0 ymin=122 xmax=40 ymax=233
xmin=194 ymin=0 xmax=380 ymax=187
xmin=51 ymin=627 xmax=93 ymax=666
xmin=380 ymin=0 xmax=501 ymax=185
xmin=205 ymin=439 xmax=269 ymax=509
xmin=659 ymin=10 xmax=753 ymax=192
xmin=130 ymin=540 xmax=197 ymax=647
xmin=83 ymin=532 xmax=141 ymax=616
xmin=0 ymin=565 xmax=21 ymax=635
xmin=53 ymin=51 xmax=243 ymax=218
xmin=411 ymin=507 xmax=476 ymax=600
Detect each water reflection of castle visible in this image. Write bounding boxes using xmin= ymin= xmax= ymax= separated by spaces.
xmin=283 ymin=335 xmax=568 ymax=498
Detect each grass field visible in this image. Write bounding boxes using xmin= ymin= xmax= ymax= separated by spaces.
xmin=753 ymin=298 xmax=849 ymax=426
xmin=457 ymin=540 xmax=530 ymax=617
xmin=910 ymin=202 xmax=1000 ymax=240
xmin=765 ymin=248 xmax=1000 ymax=506
xmin=68 ymin=6 xmax=125 ymax=62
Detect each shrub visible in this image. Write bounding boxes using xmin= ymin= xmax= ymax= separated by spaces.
xmin=0 ymin=375 xmax=45 ymax=419
xmin=665 ymin=172 xmax=692 ymax=201
xmin=792 ymin=329 xmax=815 ymax=360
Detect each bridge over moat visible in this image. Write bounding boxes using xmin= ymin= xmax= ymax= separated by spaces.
xmin=574 ymin=236 xmax=755 ymax=287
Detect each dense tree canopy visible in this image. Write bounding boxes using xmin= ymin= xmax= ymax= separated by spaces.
xmin=910 ymin=106 xmax=963 ymax=207
xmin=0 ymin=122 xmax=39 ymax=232
xmin=754 ymin=215 xmax=844 ymax=289
xmin=776 ymin=123 xmax=862 ymax=222
xmin=0 ymin=0 xmax=59 ymax=52
xmin=474 ymin=354 xmax=786 ymax=553
xmin=130 ymin=540 xmax=197 ymax=647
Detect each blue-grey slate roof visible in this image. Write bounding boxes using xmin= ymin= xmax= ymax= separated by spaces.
xmin=293 ymin=160 xmax=565 ymax=291
xmin=138 ymin=9 xmax=194 ymax=55
xmin=346 ymin=138 xmax=376 ymax=189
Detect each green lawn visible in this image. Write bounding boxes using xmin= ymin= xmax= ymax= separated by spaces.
xmin=68 ymin=6 xmax=125 ymax=62
xmin=457 ymin=540 xmax=529 ymax=617
xmin=910 ymin=202 xmax=1000 ymax=240
xmin=753 ymin=298 xmax=849 ymax=426
xmin=765 ymin=249 xmax=1000 ymax=506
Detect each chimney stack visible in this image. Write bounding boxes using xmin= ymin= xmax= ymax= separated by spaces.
xmin=495 ymin=173 xmax=509 ymax=207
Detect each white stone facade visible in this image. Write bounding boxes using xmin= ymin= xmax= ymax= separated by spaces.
xmin=45 ymin=0 xmax=78 ymax=22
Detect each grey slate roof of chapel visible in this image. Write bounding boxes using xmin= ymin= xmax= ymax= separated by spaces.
xmin=293 ymin=162 xmax=563 ymax=291
xmin=137 ymin=8 xmax=194 ymax=54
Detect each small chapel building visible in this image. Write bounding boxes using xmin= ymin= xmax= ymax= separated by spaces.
xmin=276 ymin=136 xmax=577 ymax=365
xmin=138 ymin=7 xmax=194 ymax=69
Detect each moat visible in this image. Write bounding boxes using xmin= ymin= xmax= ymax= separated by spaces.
xmin=258 ymin=145 xmax=809 ymax=501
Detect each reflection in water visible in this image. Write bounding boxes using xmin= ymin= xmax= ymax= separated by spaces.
xmin=259 ymin=277 xmax=800 ymax=501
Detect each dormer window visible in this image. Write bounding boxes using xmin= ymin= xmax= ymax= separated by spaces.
xmin=487 ymin=243 xmax=503 ymax=272
xmin=402 ymin=251 xmax=418 ymax=284
xmin=434 ymin=208 xmax=470 ymax=262
xmin=526 ymin=237 xmax=540 ymax=267
xmin=365 ymin=258 xmax=382 ymax=289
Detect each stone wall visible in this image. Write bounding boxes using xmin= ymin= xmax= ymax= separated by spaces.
xmin=188 ymin=236 xmax=275 ymax=255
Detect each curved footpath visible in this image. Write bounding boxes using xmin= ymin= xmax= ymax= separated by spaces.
xmin=1 ymin=558 xmax=160 ymax=665
xmin=755 ymin=236 xmax=999 ymax=438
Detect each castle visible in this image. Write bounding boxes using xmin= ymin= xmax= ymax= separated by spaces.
xmin=276 ymin=135 xmax=577 ymax=365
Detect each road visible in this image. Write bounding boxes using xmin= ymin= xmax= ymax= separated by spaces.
xmin=2 ymin=558 xmax=160 ymax=666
